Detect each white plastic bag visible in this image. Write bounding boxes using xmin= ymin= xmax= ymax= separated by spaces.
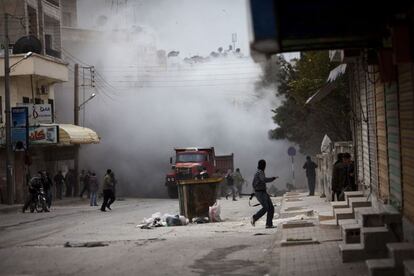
xmin=209 ymin=201 xmax=221 ymax=222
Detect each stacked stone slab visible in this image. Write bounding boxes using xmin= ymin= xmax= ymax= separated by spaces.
xmin=366 ymin=243 xmax=414 ymax=276
xmin=404 ymin=260 xmax=414 ymax=276
xmin=338 ymin=195 xmax=403 ymax=263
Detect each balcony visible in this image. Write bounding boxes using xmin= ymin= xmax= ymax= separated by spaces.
xmin=0 ymin=53 xmax=68 ymax=83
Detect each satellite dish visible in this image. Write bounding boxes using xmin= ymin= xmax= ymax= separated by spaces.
xmin=13 ymin=35 xmax=42 ymax=55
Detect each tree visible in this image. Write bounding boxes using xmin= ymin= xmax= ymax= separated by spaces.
xmin=260 ymin=51 xmax=351 ymax=155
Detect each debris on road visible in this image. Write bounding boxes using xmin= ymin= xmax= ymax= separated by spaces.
xmin=64 ymin=241 xmax=108 ymax=248
xmin=137 ymin=212 xmax=189 ymax=229
xmin=192 ymin=217 xmax=209 ymax=224
xmin=208 ymin=202 xmax=221 ymax=222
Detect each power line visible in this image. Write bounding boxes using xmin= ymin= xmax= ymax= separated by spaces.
xmin=104 ymin=77 xmax=260 ymax=83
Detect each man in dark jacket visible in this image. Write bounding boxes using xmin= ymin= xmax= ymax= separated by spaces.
xmin=331 ymin=153 xmax=347 ymax=201
xmin=303 ymin=156 xmax=318 ymax=196
xmin=54 ymin=171 xmax=64 ymax=200
xmin=251 ymin=160 xmax=278 ymax=229
xmin=101 ymin=169 xmax=115 ymax=212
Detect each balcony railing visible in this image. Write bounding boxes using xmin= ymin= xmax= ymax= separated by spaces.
xmin=45 ymin=0 xmax=59 ymax=7
xmin=45 ymin=48 xmax=61 ymax=59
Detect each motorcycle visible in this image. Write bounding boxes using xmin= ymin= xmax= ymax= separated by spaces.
xmin=29 ymin=186 xmax=48 ymax=213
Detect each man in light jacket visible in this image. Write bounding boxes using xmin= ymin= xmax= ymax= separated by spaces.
xmin=100 ymin=169 xmax=115 ymax=212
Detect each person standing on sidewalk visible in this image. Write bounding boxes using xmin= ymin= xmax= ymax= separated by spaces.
xmin=303 ymin=156 xmax=318 ymax=196
xmin=233 ymin=168 xmax=245 ymax=198
xmin=225 ymin=169 xmax=237 ymax=201
xmin=251 ymin=159 xmax=278 ymax=229
xmin=54 ymin=171 xmax=64 ymax=200
xmin=43 ymin=171 xmax=53 ymax=209
xmin=89 ymin=172 xmax=99 ymax=206
xmin=331 ymin=153 xmax=346 ymax=201
xmin=101 ymin=169 xmax=115 ymax=212
xmin=79 ymin=170 xmax=91 ymax=199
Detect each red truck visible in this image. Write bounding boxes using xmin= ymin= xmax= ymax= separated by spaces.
xmin=165 ymin=147 xmax=234 ymax=198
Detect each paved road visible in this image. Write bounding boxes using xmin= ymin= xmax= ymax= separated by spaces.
xmin=0 ymin=197 xmax=280 ymax=276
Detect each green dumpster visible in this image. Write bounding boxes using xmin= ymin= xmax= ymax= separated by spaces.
xmin=177 ymin=177 xmax=222 ymax=221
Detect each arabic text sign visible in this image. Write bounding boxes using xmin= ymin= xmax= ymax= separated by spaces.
xmin=29 ymin=125 xmax=59 ymax=144
xmin=17 ymin=104 xmax=52 ymax=125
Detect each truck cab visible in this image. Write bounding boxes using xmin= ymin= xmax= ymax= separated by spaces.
xmin=165 ymin=147 xmax=234 ymax=198
xmin=165 ymin=147 xmax=215 ymax=198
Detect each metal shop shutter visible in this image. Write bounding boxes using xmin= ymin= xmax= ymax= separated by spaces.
xmin=359 ymin=63 xmax=371 ymax=190
xmin=349 ymin=64 xmax=364 ymax=186
xmin=398 ymin=64 xmax=414 ymax=222
xmin=385 ymin=82 xmax=402 ymax=210
xmin=375 ymin=73 xmax=389 ymax=201
xmin=367 ymin=66 xmax=379 ymax=195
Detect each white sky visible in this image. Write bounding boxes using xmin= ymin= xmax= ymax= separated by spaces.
xmin=77 ymin=0 xmax=252 ymax=57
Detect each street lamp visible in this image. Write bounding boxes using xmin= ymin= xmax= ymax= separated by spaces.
xmin=4 ymin=16 xmax=34 ymax=204
xmin=78 ymin=93 xmax=96 ymax=110
xmin=9 ymin=52 xmax=33 ymax=70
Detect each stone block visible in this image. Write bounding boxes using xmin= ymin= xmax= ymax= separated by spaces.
xmin=349 ymin=197 xmax=372 ymax=212
xmin=335 ymin=208 xmax=355 ymax=224
xmin=362 ymin=227 xmax=397 ymax=251
xmin=366 ymin=258 xmax=396 ymax=276
xmin=331 ymin=201 xmax=348 ymax=209
xmin=341 ymin=223 xmax=361 ymax=244
xmin=339 ymin=243 xmax=365 ymax=263
xmin=344 ymin=191 xmax=365 ymax=203
xmin=403 ymin=260 xmax=414 ymax=276
xmin=387 ymin=243 xmax=414 ymax=265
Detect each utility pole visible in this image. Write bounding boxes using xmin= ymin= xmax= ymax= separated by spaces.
xmin=74 ymin=63 xmax=79 ymax=196
xmin=4 ymin=13 xmax=14 ymax=204
xmin=74 ymin=64 xmax=79 ymax=125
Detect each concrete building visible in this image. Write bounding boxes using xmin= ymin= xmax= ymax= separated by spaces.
xmin=249 ymin=1 xmax=414 ymax=241
xmin=0 ymin=0 xmax=99 ymax=204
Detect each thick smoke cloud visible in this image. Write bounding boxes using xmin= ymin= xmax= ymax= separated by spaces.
xmin=56 ymin=0 xmax=306 ymax=197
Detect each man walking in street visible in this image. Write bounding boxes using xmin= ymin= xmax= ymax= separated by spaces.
xmin=43 ymin=171 xmax=53 ymax=209
xmin=251 ymin=159 xmax=278 ymax=229
xmin=79 ymin=170 xmax=91 ymax=199
xmin=303 ymin=156 xmax=318 ymax=196
xmin=233 ymin=168 xmax=245 ymax=198
xmin=89 ymin=172 xmax=99 ymax=206
xmin=54 ymin=171 xmax=64 ymax=200
xmin=225 ymin=169 xmax=237 ymax=201
xmin=101 ymin=169 xmax=115 ymax=212
xmin=65 ymin=170 xmax=75 ymax=197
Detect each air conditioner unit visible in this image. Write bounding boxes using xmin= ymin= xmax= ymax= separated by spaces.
xmin=37 ymin=85 xmax=49 ymax=95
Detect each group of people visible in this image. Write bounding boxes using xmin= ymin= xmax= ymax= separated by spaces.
xmin=331 ymin=152 xmax=355 ymax=201
xmin=22 ymin=168 xmax=117 ymax=213
xmin=302 ymin=153 xmax=355 ymax=200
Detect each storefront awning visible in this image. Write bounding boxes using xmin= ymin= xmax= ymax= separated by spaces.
xmin=305 ymin=64 xmax=347 ymax=105
xmin=58 ymin=124 xmax=100 ymax=145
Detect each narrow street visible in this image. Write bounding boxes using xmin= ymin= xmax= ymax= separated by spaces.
xmin=0 ymin=197 xmax=279 ymax=275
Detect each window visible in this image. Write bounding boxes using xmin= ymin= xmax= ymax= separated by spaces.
xmin=176 ymin=154 xmax=207 ymax=163
xmin=62 ymin=12 xmax=72 ymax=27
xmin=45 ymin=34 xmax=52 ymax=50
xmin=22 ymin=97 xmax=30 ymax=103
xmin=35 ymin=98 xmax=43 ymax=104
xmin=28 ymin=6 xmax=38 ymax=37
xmin=0 ymin=96 xmax=3 ymax=123
xmin=48 ymin=99 xmax=54 ymax=122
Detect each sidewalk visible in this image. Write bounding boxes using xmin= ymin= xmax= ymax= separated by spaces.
xmin=270 ymin=192 xmax=368 ymax=276
xmin=0 ymin=197 xmax=90 ymax=214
